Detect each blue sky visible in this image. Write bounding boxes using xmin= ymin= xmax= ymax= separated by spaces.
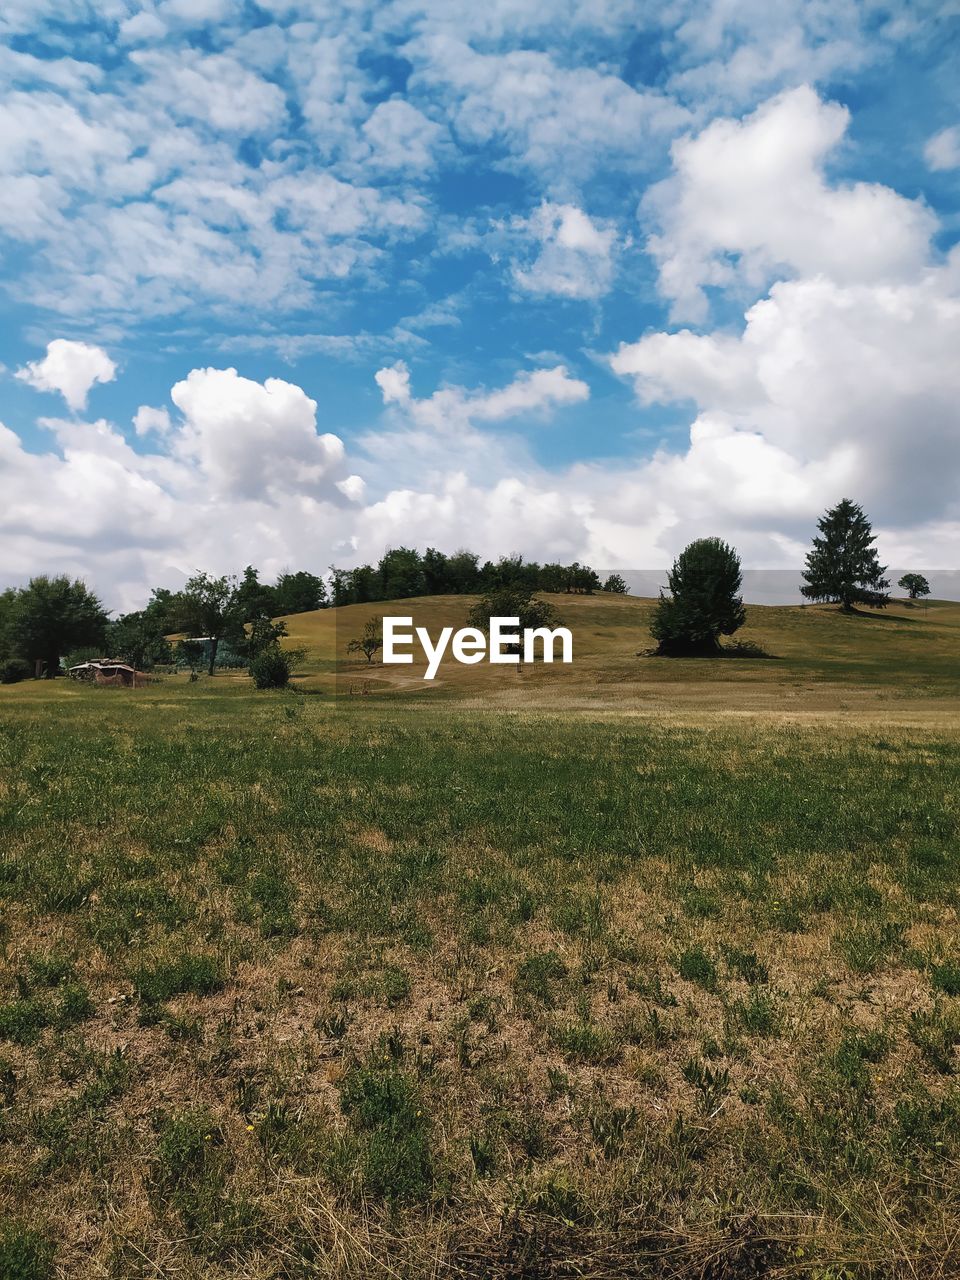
xmin=1 ymin=1 xmax=959 ymax=608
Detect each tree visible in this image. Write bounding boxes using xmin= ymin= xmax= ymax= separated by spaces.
xmin=801 ymin=499 xmax=889 ymax=611
xmin=347 ymin=616 xmax=383 ymax=664
xmin=176 ymin=572 xmax=242 ymax=675
xmin=238 ymin=617 xmax=289 ymax=660
xmin=467 ymin=587 xmax=563 ymax=665
xmin=8 ymin=576 xmax=108 ymax=676
xmin=602 ymin=573 xmax=629 ymax=594
xmin=235 ymin=566 xmax=277 ymax=622
xmin=107 ymin=611 xmax=172 ymax=670
xmin=274 ymin=571 xmax=326 ymax=615
xmin=651 ymin=539 xmax=746 ymax=656
xmin=898 ymin=573 xmax=930 ymax=602
xmin=378 ymin=547 xmax=426 ymax=599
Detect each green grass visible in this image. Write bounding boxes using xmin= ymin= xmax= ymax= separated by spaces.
xmin=0 ymin=668 xmax=958 ymax=1275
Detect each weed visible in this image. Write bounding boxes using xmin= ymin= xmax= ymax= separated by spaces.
xmin=132 ymin=954 xmax=224 ymax=1004
xmin=678 ymin=945 xmax=718 ymax=991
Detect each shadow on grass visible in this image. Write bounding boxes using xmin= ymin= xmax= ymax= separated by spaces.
xmin=639 ymin=641 xmax=780 ymax=660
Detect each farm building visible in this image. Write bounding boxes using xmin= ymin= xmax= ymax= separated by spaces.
xmin=67 ymin=660 xmax=146 ymax=688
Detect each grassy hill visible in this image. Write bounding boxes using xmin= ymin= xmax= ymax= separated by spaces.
xmin=280 ymin=592 xmax=960 ymax=717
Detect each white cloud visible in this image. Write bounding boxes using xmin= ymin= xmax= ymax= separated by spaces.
xmin=375 ymin=361 xmax=412 ymax=406
xmin=661 ymin=0 xmax=879 ymax=108
xmin=509 ymin=202 xmax=618 ymax=299
xmin=133 ymin=405 xmax=172 ymax=437
xmin=118 ymin=12 xmax=167 ymax=43
xmin=375 ymin=361 xmax=589 ymax=429
xmin=408 ymin=35 xmax=689 ymax=190
xmin=16 ymin=339 xmax=117 ymax=412
xmin=925 ymin=125 xmax=960 ymax=172
xmin=471 ymin=366 xmax=589 ymax=420
xmin=130 ymin=49 xmax=288 ymax=134
xmin=611 ymin=258 xmax=960 ymax=526
xmin=170 ymin=367 xmax=347 ymax=501
xmin=360 ymin=99 xmax=445 ymax=171
xmin=646 ymin=86 xmax=936 ymax=321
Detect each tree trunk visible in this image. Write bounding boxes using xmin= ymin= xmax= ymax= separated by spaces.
xmin=208 ymin=636 xmax=219 ymax=676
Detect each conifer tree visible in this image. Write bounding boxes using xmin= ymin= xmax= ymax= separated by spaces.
xmin=801 ymin=499 xmax=889 ymax=611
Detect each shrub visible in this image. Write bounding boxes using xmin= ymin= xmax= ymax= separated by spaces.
xmin=249 ymin=646 xmax=291 ymax=689
xmin=0 ymin=658 xmax=32 ymax=685
xmin=651 ymin=538 xmax=745 ymax=656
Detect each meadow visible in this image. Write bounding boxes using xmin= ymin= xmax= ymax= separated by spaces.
xmin=0 ymin=598 xmax=959 ymax=1278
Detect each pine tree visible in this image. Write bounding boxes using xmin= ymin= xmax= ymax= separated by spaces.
xmin=801 ymin=499 xmax=889 ymax=611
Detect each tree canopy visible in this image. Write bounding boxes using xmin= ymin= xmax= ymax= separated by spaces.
xmin=898 ymin=573 xmax=930 ymax=601
xmin=7 ymin=575 xmax=108 ymax=677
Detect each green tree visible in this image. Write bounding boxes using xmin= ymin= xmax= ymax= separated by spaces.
xmin=274 ymin=571 xmax=326 ymax=615
xmin=898 ymin=573 xmax=930 ymax=602
xmin=176 ymin=572 xmax=242 ymax=675
xmin=235 ymin=565 xmax=277 ymax=622
xmin=651 ymin=539 xmax=746 ymax=656
xmin=249 ymin=646 xmax=292 ymax=689
xmin=602 ymin=573 xmax=629 ymax=594
xmin=378 ymin=547 xmax=425 ymax=599
xmin=107 ymin=611 xmax=172 ymax=669
xmin=240 ymin=617 xmax=288 ymax=660
xmin=801 ymin=499 xmax=889 ymax=611
xmin=347 ymin=616 xmax=383 ymax=664
xmin=467 ymin=587 xmax=563 ymax=665
xmin=8 ymin=575 xmax=108 ymax=676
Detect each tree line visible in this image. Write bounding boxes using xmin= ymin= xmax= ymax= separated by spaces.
xmin=0 ymin=550 xmax=626 ymax=683
xmin=328 ymin=547 xmax=626 ymax=605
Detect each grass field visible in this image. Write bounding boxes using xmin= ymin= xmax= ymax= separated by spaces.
xmin=0 ymin=600 xmax=958 ymax=1278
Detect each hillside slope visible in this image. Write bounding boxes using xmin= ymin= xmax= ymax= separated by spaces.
xmin=279 ymin=593 xmax=960 ymax=715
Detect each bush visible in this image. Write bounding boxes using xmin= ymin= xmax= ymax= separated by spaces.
xmin=651 ymin=538 xmax=745 ymax=656
xmin=0 ymin=658 xmax=32 ymax=685
xmin=249 ymin=646 xmax=291 ymax=689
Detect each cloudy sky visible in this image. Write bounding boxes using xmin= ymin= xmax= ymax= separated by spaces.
xmin=1 ymin=0 xmax=958 ymax=609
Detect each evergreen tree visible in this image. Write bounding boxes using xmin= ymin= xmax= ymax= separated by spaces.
xmin=801 ymin=499 xmax=889 ymax=611
xmin=602 ymin=573 xmax=629 ymax=594
xmin=651 ymin=539 xmax=746 ymax=656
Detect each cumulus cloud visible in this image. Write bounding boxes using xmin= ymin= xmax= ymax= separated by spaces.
xmin=16 ymin=339 xmax=117 ymax=412
xmin=509 ymin=203 xmax=618 ymax=300
xmin=646 ymin=86 xmax=935 ymax=321
xmin=360 ymin=99 xmax=446 ymax=172
xmin=170 ymin=367 xmax=346 ymax=501
xmin=611 ymin=256 xmax=960 ymax=527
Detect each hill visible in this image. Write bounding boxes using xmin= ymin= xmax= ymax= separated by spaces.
xmin=279 ymin=592 xmax=960 ymax=719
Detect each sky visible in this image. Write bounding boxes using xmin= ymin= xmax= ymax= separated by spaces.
xmin=1 ymin=0 xmax=959 ymax=610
